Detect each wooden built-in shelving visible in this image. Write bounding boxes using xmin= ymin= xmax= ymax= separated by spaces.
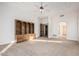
xmin=15 ymin=19 xmax=35 ymax=43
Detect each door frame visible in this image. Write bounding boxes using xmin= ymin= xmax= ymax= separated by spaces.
xmin=58 ymin=22 xmax=67 ymax=39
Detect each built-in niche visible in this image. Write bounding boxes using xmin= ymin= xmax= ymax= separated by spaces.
xmin=16 ymin=19 xmax=35 ymax=43
xmin=16 ymin=20 xmax=22 ymax=35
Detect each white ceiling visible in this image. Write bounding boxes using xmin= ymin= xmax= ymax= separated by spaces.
xmin=2 ymin=2 xmax=79 ymax=11
xmin=0 ymin=2 xmax=79 ymax=19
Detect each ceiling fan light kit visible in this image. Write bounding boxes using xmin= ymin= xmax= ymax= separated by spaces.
xmin=40 ymin=2 xmax=44 ymax=13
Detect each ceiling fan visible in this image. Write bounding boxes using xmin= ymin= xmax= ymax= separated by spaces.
xmin=34 ymin=2 xmax=50 ymax=20
xmin=40 ymin=2 xmax=44 ymax=13
xmin=34 ymin=2 xmax=49 ymax=14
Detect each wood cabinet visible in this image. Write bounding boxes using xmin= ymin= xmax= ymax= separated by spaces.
xmin=32 ymin=23 xmax=34 ymax=33
xmin=16 ymin=20 xmax=22 ymax=35
xmin=22 ymin=22 xmax=26 ymax=34
xmin=16 ymin=20 xmax=35 ymax=43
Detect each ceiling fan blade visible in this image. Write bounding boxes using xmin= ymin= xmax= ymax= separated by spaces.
xmin=34 ymin=4 xmax=40 ymax=9
xmin=44 ymin=4 xmax=48 ymax=7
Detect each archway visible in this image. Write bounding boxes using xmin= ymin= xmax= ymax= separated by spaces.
xmin=59 ymin=22 xmax=67 ymax=39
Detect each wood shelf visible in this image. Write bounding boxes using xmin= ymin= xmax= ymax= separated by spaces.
xmin=15 ymin=20 xmax=35 ymax=43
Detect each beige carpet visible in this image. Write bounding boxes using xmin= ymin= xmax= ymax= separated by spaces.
xmin=0 ymin=37 xmax=79 ymax=56
xmin=0 ymin=44 xmax=8 ymax=52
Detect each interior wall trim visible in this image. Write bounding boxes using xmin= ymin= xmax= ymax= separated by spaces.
xmin=0 ymin=40 xmax=16 ymax=45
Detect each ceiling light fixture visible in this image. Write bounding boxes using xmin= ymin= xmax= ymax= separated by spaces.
xmin=40 ymin=2 xmax=44 ymax=13
xmin=60 ymin=14 xmax=64 ymax=17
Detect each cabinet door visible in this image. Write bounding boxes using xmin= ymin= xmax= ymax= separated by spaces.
xmin=16 ymin=20 xmax=22 ymax=35
xmin=29 ymin=23 xmax=31 ymax=34
xmin=25 ymin=22 xmax=28 ymax=34
xmin=22 ymin=22 xmax=26 ymax=34
xmin=32 ymin=23 xmax=34 ymax=33
xmin=26 ymin=22 xmax=31 ymax=34
xmin=27 ymin=23 xmax=30 ymax=34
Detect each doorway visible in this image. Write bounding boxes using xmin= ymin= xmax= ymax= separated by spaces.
xmin=59 ymin=22 xmax=67 ymax=39
xmin=40 ymin=24 xmax=48 ymax=37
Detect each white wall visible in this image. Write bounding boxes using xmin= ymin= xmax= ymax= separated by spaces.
xmin=77 ymin=8 xmax=79 ymax=41
xmin=0 ymin=2 xmax=40 ymax=44
xmin=48 ymin=7 xmax=78 ymax=41
xmin=0 ymin=2 xmax=79 ymax=45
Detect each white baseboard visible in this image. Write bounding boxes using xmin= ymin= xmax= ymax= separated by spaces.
xmin=0 ymin=40 xmax=16 ymax=45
